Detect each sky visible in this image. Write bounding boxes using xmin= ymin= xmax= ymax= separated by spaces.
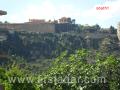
xmin=0 ymin=0 xmax=120 ymax=28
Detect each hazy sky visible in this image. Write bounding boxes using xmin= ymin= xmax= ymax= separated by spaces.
xmin=0 ymin=0 xmax=120 ymax=28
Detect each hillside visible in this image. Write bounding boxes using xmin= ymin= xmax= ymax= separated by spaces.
xmin=0 ymin=25 xmax=120 ymax=90
xmin=0 ymin=25 xmax=119 ymax=60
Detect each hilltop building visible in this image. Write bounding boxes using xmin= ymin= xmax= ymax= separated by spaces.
xmin=0 ymin=17 xmax=77 ymax=33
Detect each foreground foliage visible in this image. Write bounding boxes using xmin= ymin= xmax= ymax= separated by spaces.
xmin=0 ymin=50 xmax=120 ymax=90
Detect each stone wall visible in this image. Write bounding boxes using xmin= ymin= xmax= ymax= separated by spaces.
xmin=0 ymin=23 xmax=55 ymax=33
xmin=0 ymin=23 xmax=77 ymax=33
xmin=55 ymin=23 xmax=76 ymax=32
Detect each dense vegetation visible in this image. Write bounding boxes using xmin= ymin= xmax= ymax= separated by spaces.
xmin=0 ymin=50 xmax=120 ymax=90
xmin=0 ymin=25 xmax=120 ymax=90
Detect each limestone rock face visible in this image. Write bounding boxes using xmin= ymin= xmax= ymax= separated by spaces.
xmin=117 ymin=22 xmax=120 ymax=41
